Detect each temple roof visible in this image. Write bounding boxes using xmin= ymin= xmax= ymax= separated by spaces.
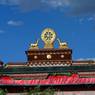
xmin=7 ymin=62 xmax=26 ymax=65
xmin=0 ymin=61 xmax=3 ymax=65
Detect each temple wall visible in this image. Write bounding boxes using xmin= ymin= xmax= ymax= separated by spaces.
xmin=6 ymin=91 xmax=95 ymax=95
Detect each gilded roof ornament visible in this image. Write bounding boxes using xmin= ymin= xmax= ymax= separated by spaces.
xmin=57 ymin=38 xmax=68 ymax=49
xmin=41 ymin=28 xmax=56 ymax=48
xmin=29 ymin=40 xmax=39 ymax=49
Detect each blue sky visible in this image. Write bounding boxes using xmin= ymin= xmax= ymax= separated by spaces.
xmin=0 ymin=0 xmax=95 ymax=63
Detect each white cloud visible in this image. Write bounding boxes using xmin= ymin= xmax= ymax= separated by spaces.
xmin=0 ymin=30 xmax=5 ymax=34
xmin=42 ymin=0 xmax=69 ymax=8
xmin=0 ymin=0 xmax=20 ymax=5
xmin=7 ymin=20 xmax=23 ymax=26
xmin=0 ymin=0 xmax=6 ymax=4
xmin=79 ymin=15 xmax=95 ymax=23
xmin=8 ymin=0 xmax=20 ymax=5
xmin=77 ymin=58 xmax=95 ymax=61
xmin=42 ymin=0 xmax=95 ymax=15
xmin=0 ymin=0 xmax=69 ymax=12
xmin=0 ymin=0 xmax=95 ymax=16
xmin=87 ymin=15 xmax=95 ymax=21
xmin=88 ymin=17 xmax=94 ymax=21
xmin=0 ymin=0 xmax=45 ymax=12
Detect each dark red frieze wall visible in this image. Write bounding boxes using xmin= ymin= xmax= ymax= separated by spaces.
xmin=1 ymin=74 xmax=95 ymax=85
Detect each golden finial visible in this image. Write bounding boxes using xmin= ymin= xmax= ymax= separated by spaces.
xmin=57 ymin=38 xmax=68 ymax=49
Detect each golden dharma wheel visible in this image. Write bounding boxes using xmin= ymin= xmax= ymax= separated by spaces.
xmin=41 ymin=28 xmax=56 ymax=48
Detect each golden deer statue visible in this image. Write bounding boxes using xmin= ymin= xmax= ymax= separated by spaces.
xmin=57 ymin=38 xmax=68 ymax=49
xmin=29 ymin=40 xmax=39 ymax=49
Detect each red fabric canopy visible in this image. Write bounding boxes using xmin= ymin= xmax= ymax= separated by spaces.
xmin=0 ymin=74 xmax=95 ymax=85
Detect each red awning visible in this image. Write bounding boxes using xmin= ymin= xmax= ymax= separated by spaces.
xmin=0 ymin=74 xmax=95 ymax=85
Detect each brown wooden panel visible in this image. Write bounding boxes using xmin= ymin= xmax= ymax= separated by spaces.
xmin=26 ymin=49 xmax=72 ymax=62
